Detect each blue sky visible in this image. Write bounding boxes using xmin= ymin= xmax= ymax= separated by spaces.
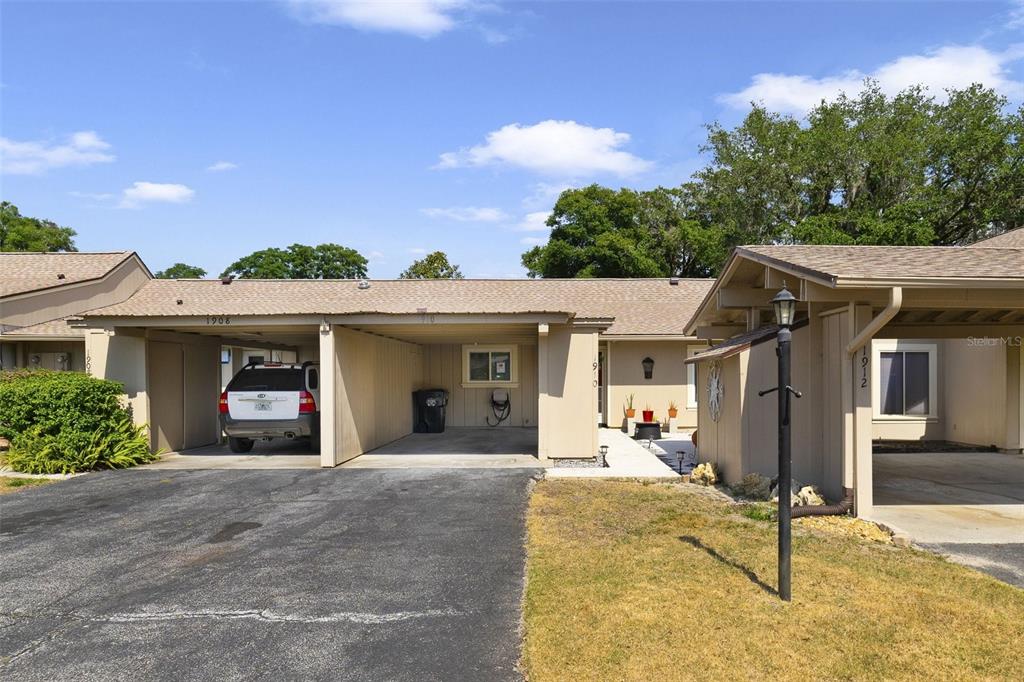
xmin=2 ymin=1 xmax=1023 ymax=278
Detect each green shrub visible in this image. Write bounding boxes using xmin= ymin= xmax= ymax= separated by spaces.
xmin=0 ymin=370 xmax=157 ymax=473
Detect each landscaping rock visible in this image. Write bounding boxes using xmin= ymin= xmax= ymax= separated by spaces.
xmin=732 ymin=473 xmax=772 ymax=500
xmin=690 ymin=462 xmax=718 ymax=486
xmin=796 ymin=485 xmax=826 ymax=506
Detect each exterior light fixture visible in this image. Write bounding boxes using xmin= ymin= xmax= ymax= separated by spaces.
xmin=771 ymin=286 xmax=797 ymax=328
xmin=641 ymin=356 xmax=655 ymax=379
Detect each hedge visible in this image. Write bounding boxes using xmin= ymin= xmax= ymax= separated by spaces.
xmin=0 ymin=370 xmax=157 ymax=473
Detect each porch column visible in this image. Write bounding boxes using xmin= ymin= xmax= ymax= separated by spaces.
xmin=537 ymin=323 xmax=550 ymax=464
xmin=851 ymin=304 xmax=874 ymax=516
xmin=319 ymin=323 xmax=338 ymax=467
xmin=1006 ymin=342 xmax=1024 ymax=454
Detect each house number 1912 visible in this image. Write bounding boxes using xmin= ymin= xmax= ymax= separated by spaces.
xmin=860 ymin=347 xmax=869 ymax=388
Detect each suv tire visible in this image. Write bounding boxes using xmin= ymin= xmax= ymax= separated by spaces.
xmin=229 ymin=437 xmax=255 ymax=453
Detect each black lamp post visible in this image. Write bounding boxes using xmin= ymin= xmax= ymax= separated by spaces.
xmin=758 ymin=285 xmax=801 ymax=602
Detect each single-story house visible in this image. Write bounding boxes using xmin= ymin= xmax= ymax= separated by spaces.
xmin=74 ymin=277 xmax=715 ymax=463
xmin=0 ymin=251 xmax=152 ymax=371
xmin=684 ymin=229 xmax=1024 ymax=517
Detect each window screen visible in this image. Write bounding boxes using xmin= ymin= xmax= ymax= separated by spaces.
xmin=879 ymin=350 xmax=930 ymax=416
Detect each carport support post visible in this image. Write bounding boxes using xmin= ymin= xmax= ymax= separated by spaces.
xmin=319 ymin=322 xmax=337 ymax=467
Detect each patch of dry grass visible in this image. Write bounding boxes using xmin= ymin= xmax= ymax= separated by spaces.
xmin=524 ymin=479 xmax=1024 ymax=681
xmin=0 ymin=476 xmax=55 ymax=495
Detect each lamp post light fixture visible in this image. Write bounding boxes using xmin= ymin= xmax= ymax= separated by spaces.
xmin=758 ymin=284 xmax=802 ymax=602
xmin=641 ymin=356 xmax=655 ymax=379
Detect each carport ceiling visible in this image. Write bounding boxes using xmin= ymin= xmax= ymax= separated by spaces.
xmin=348 ymin=323 xmax=539 ymax=346
xmin=149 ymin=325 xmax=319 ymax=348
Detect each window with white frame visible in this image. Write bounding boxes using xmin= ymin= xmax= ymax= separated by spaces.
xmin=462 ymin=345 xmax=518 ymax=386
xmin=685 ymin=346 xmax=703 ymax=408
xmin=872 ymin=341 xmax=937 ymax=418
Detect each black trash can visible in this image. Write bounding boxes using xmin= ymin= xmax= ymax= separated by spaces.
xmin=413 ymin=389 xmax=449 ymax=433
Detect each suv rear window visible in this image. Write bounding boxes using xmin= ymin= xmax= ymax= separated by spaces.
xmin=228 ymin=368 xmax=304 ymax=391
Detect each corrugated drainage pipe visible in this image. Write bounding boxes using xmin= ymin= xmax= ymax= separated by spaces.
xmin=791 ymin=487 xmax=854 ymax=518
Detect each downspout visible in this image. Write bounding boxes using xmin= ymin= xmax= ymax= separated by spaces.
xmin=845 ymin=287 xmax=902 ymax=356
xmin=792 ymin=288 xmax=902 ymax=517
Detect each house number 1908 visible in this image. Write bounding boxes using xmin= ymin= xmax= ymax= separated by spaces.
xmin=206 ymin=316 xmax=231 ymax=325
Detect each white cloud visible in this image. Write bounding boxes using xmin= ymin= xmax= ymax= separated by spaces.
xmin=69 ymin=190 xmax=115 ymax=201
xmin=514 ymin=211 xmax=550 ymax=232
xmin=288 ymin=0 xmax=469 ymax=38
xmin=436 ymin=120 xmax=653 ymax=177
xmin=0 ymin=130 xmax=114 ymax=175
xmin=720 ymin=45 xmax=1024 ymax=115
xmin=1010 ymin=1 xmax=1024 ymax=28
xmin=408 ymin=247 xmax=428 ymax=255
xmin=421 ymin=206 xmax=508 ymax=222
xmin=119 ymin=182 xmax=195 ymax=209
xmin=520 ymin=236 xmax=547 ymax=246
xmin=206 ymin=160 xmax=238 ymax=172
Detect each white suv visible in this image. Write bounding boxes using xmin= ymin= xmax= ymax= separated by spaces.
xmin=218 ymin=361 xmax=320 ymax=453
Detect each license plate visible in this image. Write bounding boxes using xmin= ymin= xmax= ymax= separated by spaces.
xmin=254 ymin=401 xmax=271 ymax=412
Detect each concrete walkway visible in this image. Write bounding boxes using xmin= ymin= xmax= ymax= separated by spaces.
xmin=343 ymin=428 xmax=540 ymax=469
xmin=546 ymin=428 xmax=679 ymax=479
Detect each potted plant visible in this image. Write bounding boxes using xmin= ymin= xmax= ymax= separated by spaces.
xmin=642 ymin=404 xmax=654 ymax=422
xmin=624 ymin=393 xmax=636 ymax=419
xmin=667 ymin=400 xmax=678 ymax=419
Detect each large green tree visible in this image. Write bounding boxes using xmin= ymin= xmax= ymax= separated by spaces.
xmin=521 ymin=185 xmax=724 ymax=278
xmin=400 ymin=251 xmax=464 ymax=279
xmin=522 ymin=82 xmax=1023 ymax=278
xmin=0 ymin=202 xmax=77 ymax=252
xmin=154 ymin=263 xmax=207 ymax=279
xmin=220 ymin=243 xmax=368 ymax=279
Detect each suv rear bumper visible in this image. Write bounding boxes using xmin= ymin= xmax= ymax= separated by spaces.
xmin=220 ymin=414 xmax=319 ymax=439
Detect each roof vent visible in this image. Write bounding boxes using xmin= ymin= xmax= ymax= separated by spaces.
xmin=416 ymin=307 xmax=427 ymax=314
xmin=57 ymin=273 xmax=66 ymax=280
xmin=176 ymin=299 xmax=183 ymax=305
xmin=357 ymin=280 xmax=371 ymax=290
xmin=669 ymin=277 xmax=679 ymax=285
xmin=221 ymin=275 xmax=234 ymax=285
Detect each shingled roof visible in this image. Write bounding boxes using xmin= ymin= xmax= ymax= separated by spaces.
xmin=969 ymin=228 xmax=1024 ymax=249
xmin=738 ymin=245 xmax=1024 ymax=283
xmin=0 ymin=252 xmax=135 ymax=297
xmin=82 ymin=277 xmax=716 ymax=336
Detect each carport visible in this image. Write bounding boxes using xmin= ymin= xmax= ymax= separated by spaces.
xmin=78 ymin=278 xmax=609 ymax=469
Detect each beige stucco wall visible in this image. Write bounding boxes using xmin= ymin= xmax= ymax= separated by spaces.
xmin=539 ymin=324 xmax=598 ymax=461
xmin=1 ymin=257 xmax=150 ymax=328
xmin=420 ymin=343 xmax=539 ymax=427
xmin=606 ymin=340 xmax=705 ymax=431
xmin=942 ymin=339 xmax=1006 ymax=447
xmin=85 ymin=328 xmax=149 ymax=429
xmin=333 ymin=326 xmax=424 ymax=463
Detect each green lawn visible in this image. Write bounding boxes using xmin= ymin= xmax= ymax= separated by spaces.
xmin=0 ymin=476 xmax=56 ymax=495
xmin=524 ymin=479 xmax=1024 ymax=681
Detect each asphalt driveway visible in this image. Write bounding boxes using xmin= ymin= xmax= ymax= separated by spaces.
xmin=0 ymin=468 xmax=540 ymax=681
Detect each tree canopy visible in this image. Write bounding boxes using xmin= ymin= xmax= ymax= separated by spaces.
xmin=0 ymin=202 xmax=77 ymax=252
xmin=399 ymin=251 xmax=465 ymax=279
xmin=154 ymin=263 xmax=207 ymax=279
xmin=522 ymin=82 xmax=1023 ymax=278
xmin=220 ymin=243 xmax=368 ymax=279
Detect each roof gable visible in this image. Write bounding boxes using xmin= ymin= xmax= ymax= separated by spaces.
xmin=0 ymin=251 xmax=137 ymax=298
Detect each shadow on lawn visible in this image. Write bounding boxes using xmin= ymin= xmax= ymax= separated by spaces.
xmin=678 ymin=535 xmax=777 ymax=596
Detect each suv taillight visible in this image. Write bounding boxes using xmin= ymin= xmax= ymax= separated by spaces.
xmin=299 ymin=390 xmax=316 ymax=414
xmin=219 ymin=391 xmax=229 ymax=414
